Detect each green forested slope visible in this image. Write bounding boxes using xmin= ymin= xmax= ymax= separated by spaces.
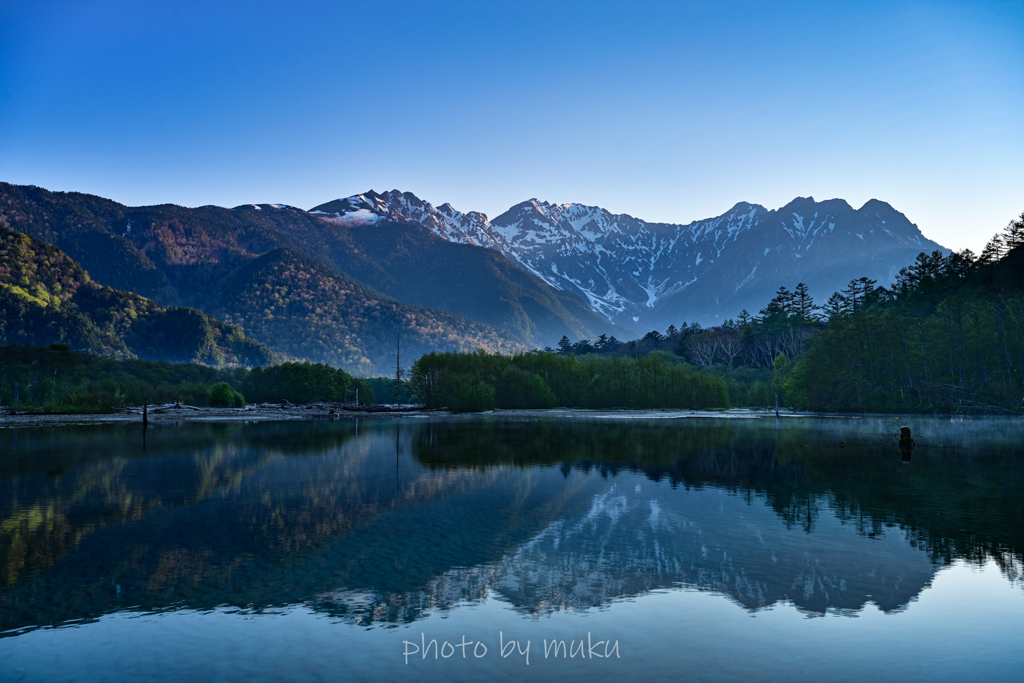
xmin=0 ymin=229 xmax=275 ymax=366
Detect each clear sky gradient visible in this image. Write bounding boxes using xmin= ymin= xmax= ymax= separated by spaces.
xmin=1 ymin=0 xmax=1021 ymax=252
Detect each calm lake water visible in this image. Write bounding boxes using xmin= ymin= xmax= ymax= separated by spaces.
xmin=1 ymin=414 xmax=1022 ymax=682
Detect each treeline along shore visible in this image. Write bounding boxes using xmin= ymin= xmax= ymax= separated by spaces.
xmin=0 ymin=342 xmax=732 ymax=415
xmin=410 ymin=351 xmax=731 ymax=412
xmin=0 ymin=343 xmax=376 ymax=413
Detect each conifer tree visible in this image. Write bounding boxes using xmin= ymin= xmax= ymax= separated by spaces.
xmin=1003 ymin=211 xmax=1024 ymax=251
xmin=856 ymin=276 xmax=878 ymax=310
xmin=823 ymin=292 xmax=846 ymax=320
xmin=793 ymin=283 xmax=816 ymax=320
xmin=841 ymin=278 xmax=876 ymax=314
xmin=773 ymin=286 xmax=795 ymax=314
xmin=980 ymin=233 xmax=1006 ymax=264
xmin=574 ymin=339 xmax=594 ymax=354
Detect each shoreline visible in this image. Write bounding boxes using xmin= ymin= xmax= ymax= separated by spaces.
xmin=0 ymin=405 xmax=893 ymax=429
xmin=0 ymin=404 xmax=431 ymax=429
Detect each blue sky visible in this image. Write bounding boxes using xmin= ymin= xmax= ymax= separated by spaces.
xmin=1 ymin=0 xmax=1021 ymax=252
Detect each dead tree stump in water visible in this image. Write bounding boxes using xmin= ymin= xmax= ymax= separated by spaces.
xmin=899 ymin=426 xmax=914 ymax=462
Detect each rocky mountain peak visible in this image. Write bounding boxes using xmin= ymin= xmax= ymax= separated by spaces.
xmin=306 ymin=189 xmax=945 ymax=331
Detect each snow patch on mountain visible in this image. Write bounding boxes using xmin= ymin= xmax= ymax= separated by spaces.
xmin=736 ymin=266 xmax=758 ymax=292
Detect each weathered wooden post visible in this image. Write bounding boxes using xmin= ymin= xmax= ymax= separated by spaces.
xmin=899 ymin=425 xmax=913 ymax=461
xmin=143 ymin=399 xmax=149 ymax=427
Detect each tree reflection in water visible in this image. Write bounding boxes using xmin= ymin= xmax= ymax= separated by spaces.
xmin=0 ymin=416 xmax=1021 ymax=636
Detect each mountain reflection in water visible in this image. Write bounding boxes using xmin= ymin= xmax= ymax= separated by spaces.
xmin=0 ymin=416 xmax=1021 ymax=636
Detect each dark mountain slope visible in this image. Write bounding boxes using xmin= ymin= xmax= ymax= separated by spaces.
xmin=299 ymin=219 xmax=631 ymax=347
xmin=212 ymin=248 xmax=525 ymax=374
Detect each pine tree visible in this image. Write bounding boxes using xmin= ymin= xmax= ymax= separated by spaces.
xmin=980 ymin=233 xmax=1006 ymax=264
xmin=842 ymin=280 xmax=862 ymax=313
xmin=758 ymin=298 xmax=788 ymax=326
xmin=909 ymin=251 xmax=946 ymax=282
xmin=1003 ymin=211 xmax=1024 ymax=251
xmin=946 ymin=249 xmax=977 ymax=279
xmin=557 ymin=335 xmax=573 ymax=355
xmin=893 ymin=265 xmax=917 ymax=296
xmin=823 ymin=292 xmax=846 ymax=320
xmin=855 ymin=276 xmax=878 ymax=310
xmin=793 ymin=283 xmax=816 ymax=320
xmin=573 ymin=339 xmax=594 ymax=354
xmin=773 ymin=286 xmax=795 ymax=314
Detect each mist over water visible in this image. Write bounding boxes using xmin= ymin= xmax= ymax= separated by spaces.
xmin=1 ymin=416 xmax=1022 ymax=681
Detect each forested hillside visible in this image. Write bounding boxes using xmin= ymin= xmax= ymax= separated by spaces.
xmin=0 ymin=229 xmax=275 ymax=366
xmin=213 ymin=248 xmax=524 ymax=374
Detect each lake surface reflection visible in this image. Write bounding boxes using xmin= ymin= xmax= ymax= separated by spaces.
xmin=1 ymin=415 xmax=1022 ymax=681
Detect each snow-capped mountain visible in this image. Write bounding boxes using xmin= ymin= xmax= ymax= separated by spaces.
xmin=311 ymin=192 xmax=946 ymax=332
xmin=312 ymin=190 xmax=500 ymax=249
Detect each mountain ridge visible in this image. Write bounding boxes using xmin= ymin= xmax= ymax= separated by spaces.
xmin=2 ymin=181 xmax=947 ymax=360
xmin=313 ymin=190 xmax=945 ymax=330
xmin=0 ymin=183 xmax=610 ymax=370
